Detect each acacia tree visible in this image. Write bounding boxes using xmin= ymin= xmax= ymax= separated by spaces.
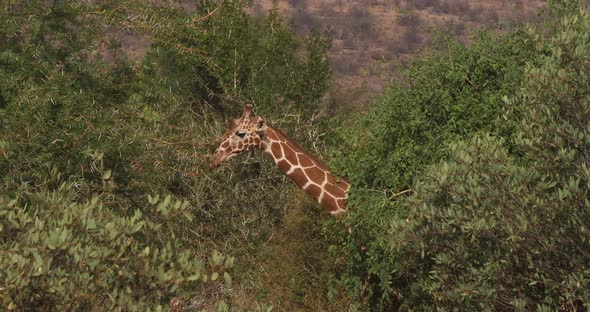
xmin=1 ymin=1 xmax=331 ymax=310
xmin=326 ymin=1 xmax=589 ymax=310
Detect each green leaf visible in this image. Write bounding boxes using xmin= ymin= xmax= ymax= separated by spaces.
xmin=183 ymin=212 xmax=193 ymax=222
xmin=223 ymin=272 xmax=232 ymax=288
xmin=216 ymin=301 xmax=228 ymax=312
xmin=86 ymin=219 xmax=96 ymax=230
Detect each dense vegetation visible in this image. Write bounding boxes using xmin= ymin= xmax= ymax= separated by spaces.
xmin=328 ymin=1 xmax=590 ymax=310
xmin=1 ymin=0 xmax=589 ymax=311
xmin=0 ymin=1 xmax=331 ymax=310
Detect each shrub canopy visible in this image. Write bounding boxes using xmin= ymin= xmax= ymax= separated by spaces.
xmin=0 ymin=1 xmax=330 ymax=310
xmin=328 ymin=2 xmax=590 ymax=310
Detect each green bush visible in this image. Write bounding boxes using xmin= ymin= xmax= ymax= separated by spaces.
xmin=332 ymin=29 xmax=538 ymax=191
xmin=392 ymin=135 xmax=589 ymax=310
xmin=0 ymin=176 xmax=235 ymax=311
xmin=327 ymin=26 xmax=539 ymax=309
xmin=141 ymin=1 xmax=331 ymax=116
xmin=0 ymin=0 xmax=330 ymax=236
xmin=328 ymin=3 xmax=590 ymax=310
xmin=0 ymin=1 xmax=331 ymax=310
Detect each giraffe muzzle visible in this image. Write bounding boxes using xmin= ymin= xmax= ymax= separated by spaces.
xmin=209 ymin=150 xmax=236 ymax=169
xmin=208 ymin=152 xmax=223 ymax=169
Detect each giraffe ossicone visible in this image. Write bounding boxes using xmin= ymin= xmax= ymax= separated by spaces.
xmin=209 ymin=104 xmax=349 ymax=215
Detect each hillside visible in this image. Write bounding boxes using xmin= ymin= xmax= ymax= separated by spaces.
xmin=252 ymin=0 xmax=546 ymax=93
xmin=116 ymin=0 xmax=547 ymax=99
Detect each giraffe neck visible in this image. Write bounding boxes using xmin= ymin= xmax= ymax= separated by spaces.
xmin=260 ymin=125 xmax=349 ymax=215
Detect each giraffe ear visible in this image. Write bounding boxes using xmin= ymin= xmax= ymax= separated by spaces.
xmin=256 ymin=118 xmax=266 ymax=140
xmin=227 ymin=118 xmax=239 ymax=127
xmin=242 ymin=104 xmax=253 ymax=119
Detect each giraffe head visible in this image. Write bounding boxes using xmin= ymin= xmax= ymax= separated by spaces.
xmin=209 ymin=104 xmax=267 ymax=169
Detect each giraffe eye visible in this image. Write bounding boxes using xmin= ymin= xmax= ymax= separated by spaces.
xmin=235 ymin=131 xmax=246 ymax=138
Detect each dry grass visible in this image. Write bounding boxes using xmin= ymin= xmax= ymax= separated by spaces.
xmin=231 ymin=188 xmax=352 ymax=311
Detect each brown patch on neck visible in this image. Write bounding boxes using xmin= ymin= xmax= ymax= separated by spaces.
xmin=264 ymin=124 xmax=331 ymax=172
xmin=261 ymin=123 xmax=349 ymax=215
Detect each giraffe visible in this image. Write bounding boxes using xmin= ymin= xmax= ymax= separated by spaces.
xmin=209 ymin=104 xmax=350 ymax=215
